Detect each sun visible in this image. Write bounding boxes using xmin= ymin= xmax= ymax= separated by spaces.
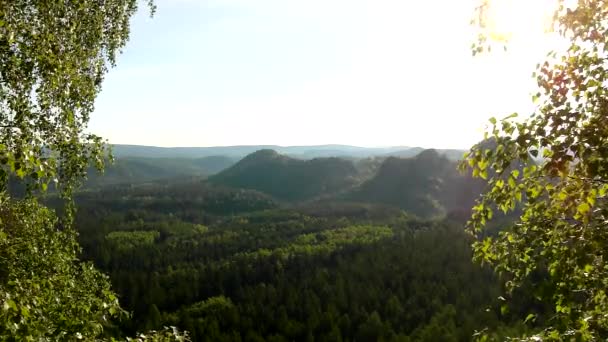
xmin=483 ymin=0 xmax=558 ymax=43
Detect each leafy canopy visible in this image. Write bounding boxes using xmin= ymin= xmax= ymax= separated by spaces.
xmin=0 ymin=0 xmax=152 ymax=200
xmin=462 ymin=0 xmax=608 ymax=340
xmin=1 ymin=1 xmax=187 ymax=340
xmin=0 ymin=199 xmax=123 ymax=339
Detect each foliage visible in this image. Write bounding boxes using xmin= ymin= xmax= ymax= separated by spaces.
xmin=0 ymin=199 xmax=123 ymax=340
xmin=74 ymin=187 xmax=511 ymax=341
xmin=0 ymin=1 xmax=192 ymax=341
xmin=73 ymin=180 xmax=277 ymax=220
xmin=106 ymin=230 xmax=160 ymax=251
xmin=0 ymin=0 xmax=152 ymax=200
xmin=463 ymin=0 xmax=608 ymax=339
xmin=128 ymin=327 xmax=190 ymax=342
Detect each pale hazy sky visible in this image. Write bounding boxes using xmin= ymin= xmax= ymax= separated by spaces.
xmin=89 ymin=0 xmax=562 ymax=148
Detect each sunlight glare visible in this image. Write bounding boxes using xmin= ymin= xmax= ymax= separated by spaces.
xmin=484 ymin=0 xmax=558 ymax=42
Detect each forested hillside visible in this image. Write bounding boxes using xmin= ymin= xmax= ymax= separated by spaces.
xmin=40 ymin=146 xmax=521 ymax=341
xmin=62 ymin=146 xmax=537 ymax=341
xmin=85 ymin=156 xmax=236 ymax=187
xmin=80 ymin=148 xmax=470 ymax=198
xmin=209 ymin=150 xmax=362 ymax=201
xmin=73 ymin=179 xmax=520 ymax=341
xmin=349 ymin=149 xmax=485 ymax=218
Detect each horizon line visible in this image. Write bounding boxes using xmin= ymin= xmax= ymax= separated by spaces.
xmin=109 ymin=143 xmax=470 ymax=150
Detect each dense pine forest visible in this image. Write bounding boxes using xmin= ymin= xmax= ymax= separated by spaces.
xmin=62 ymin=149 xmax=524 ymax=341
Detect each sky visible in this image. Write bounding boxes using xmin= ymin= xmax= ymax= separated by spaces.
xmin=89 ymin=0 xmax=563 ymax=149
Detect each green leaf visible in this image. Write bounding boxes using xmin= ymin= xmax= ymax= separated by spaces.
xmin=16 ymin=168 xmax=26 ymax=178
xmin=524 ymin=313 xmax=536 ymax=323
xmin=20 ymin=306 xmax=29 ymax=318
xmin=495 ymin=179 xmax=504 ymax=189
xmin=478 ymin=159 xmax=489 ymax=170
xmin=6 ymin=299 xmax=17 ymax=312
xmin=500 ymin=304 xmax=509 ymax=316
xmin=577 ymin=202 xmax=590 ymax=216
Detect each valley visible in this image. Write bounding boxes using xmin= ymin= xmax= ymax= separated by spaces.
xmin=4 ymin=2 xmax=604 ymax=340
xmin=71 ymin=146 xmax=527 ymax=341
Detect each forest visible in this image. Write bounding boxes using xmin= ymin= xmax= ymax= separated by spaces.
xmin=71 ymin=169 xmax=509 ymax=341
xmin=2 ymin=1 xmax=607 ymax=341
xmin=55 ymin=149 xmax=534 ymax=341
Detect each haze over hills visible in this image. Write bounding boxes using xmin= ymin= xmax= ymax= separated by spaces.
xmin=86 ymin=146 xmax=483 ymax=219
xmin=384 ymin=147 xmax=466 ymax=161
xmin=348 ymin=149 xmax=484 ymax=218
xmin=79 ymin=143 xmax=488 ymax=222
xmin=206 ymin=148 xmax=485 ymax=218
xmin=111 ymin=144 xmax=466 ymax=160
xmin=82 ymin=144 xmax=466 ymax=188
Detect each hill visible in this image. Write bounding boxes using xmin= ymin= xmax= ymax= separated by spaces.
xmin=88 ymin=148 xmax=481 ymax=219
xmin=209 ymin=149 xmax=360 ymax=201
xmin=348 ymin=149 xmax=484 ymax=218
xmin=85 ymin=156 xmax=236 ymax=187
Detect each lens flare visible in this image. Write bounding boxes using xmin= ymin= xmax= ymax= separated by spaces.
xmin=483 ymin=0 xmax=558 ymax=42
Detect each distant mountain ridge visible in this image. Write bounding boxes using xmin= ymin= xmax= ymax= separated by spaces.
xmin=111 ymin=144 xmax=465 ymax=160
